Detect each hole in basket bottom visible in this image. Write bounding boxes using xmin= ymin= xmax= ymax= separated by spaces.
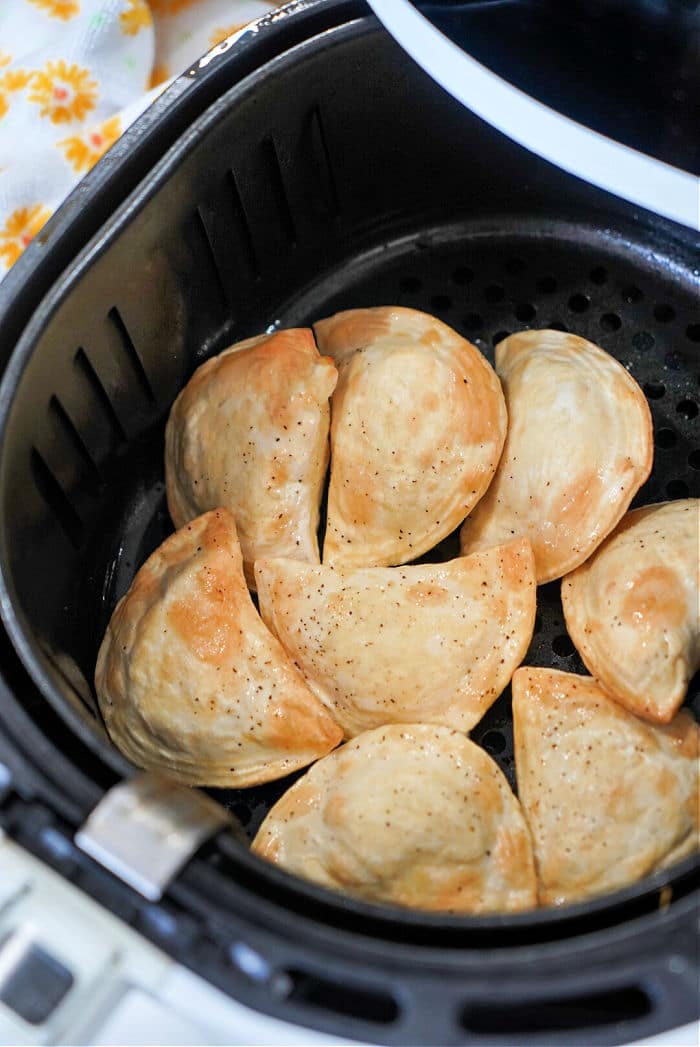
xmin=568 ymin=294 xmax=589 ymax=313
xmin=287 ymin=970 xmax=399 ymax=1025
xmin=552 ymin=634 xmax=576 ymax=657
xmin=600 ymin=312 xmax=621 ymax=331
xmin=656 ymin=428 xmax=677 ymax=449
xmin=462 ymin=987 xmax=651 ymax=1034
xmin=677 ymin=399 xmax=698 ymax=419
xmin=632 ymin=331 xmax=654 ymax=352
xmin=481 ymin=730 xmax=506 ymax=755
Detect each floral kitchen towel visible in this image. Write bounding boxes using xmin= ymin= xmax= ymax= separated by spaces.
xmin=0 ymin=0 xmax=277 ymax=276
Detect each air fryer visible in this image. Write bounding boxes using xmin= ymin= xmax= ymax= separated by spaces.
xmin=0 ymin=1 xmax=697 ymax=1044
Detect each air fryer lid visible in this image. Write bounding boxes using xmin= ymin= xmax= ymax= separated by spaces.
xmin=366 ymin=0 xmax=700 ymax=229
xmin=0 ymin=2 xmax=697 ymax=1043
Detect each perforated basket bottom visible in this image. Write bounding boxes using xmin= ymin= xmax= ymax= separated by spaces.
xmin=91 ymin=217 xmax=700 ymax=839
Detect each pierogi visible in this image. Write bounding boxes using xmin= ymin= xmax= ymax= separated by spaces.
xmin=95 ymin=509 xmax=342 ymax=787
xmin=460 ymin=330 xmax=653 ymax=583
xmin=253 ymin=723 xmax=537 ymax=913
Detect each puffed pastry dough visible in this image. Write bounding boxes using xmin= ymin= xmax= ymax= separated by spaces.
xmin=252 ymin=723 xmax=537 ymax=913
xmin=255 ymin=537 xmax=536 ymax=737
xmin=165 ymin=329 xmax=338 ymax=587
xmin=313 ymin=307 xmax=507 ymax=567
xmin=562 ymin=500 xmax=700 ymax=723
xmin=95 ymin=509 xmax=342 ymax=787
xmin=460 ymin=330 xmax=653 ymax=583
xmin=513 ymin=668 xmax=699 ymax=906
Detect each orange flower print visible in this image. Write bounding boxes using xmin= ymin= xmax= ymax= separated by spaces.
xmin=1 ymin=70 xmax=31 ymax=93
xmin=148 ymin=63 xmax=170 ymax=90
xmin=0 ymin=55 xmax=10 ymax=119
xmin=149 ymin=0 xmax=199 ymax=15
xmin=209 ymin=24 xmax=249 ymax=47
xmin=120 ymin=0 xmax=152 ymax=36
xmin=29 ymin=60 xmax=97 ymax=124
xmin=27 ymin=0 xmax=80 ymax=19
xmin=0 ymin=67 xmax=30 ymax=122
xmin=0 ymin=205 xmax=52 ymax=268
xmin=58 ymin=116 xmax=122 ymax=174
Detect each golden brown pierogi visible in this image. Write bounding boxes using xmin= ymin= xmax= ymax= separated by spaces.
xmin=95 ymin=509 xmax=342 ymax=787
xmin=255 ymin=537 xmax=535 ymax=737
xmin=253 ymin=723 xmax=537 ymax=913
xmin=513 ymin=668 xmax=699 ymax=906
xmin=165 ymin=329 xmax=337 ymax=587
xmin=313 ymin=306 xmax=507 ymax=568
xmin=562 ymin=499 xmax=700 ymax=723
xmin=460 ymin=330 xmax=653 ymax=583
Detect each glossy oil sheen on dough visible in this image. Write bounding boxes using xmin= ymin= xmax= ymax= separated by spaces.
xmin=165 ymin=329 xmax=338 ymax=588
xmin=513 ymin=667 xmax=699 ymax=906
xmin=314 ymin=306 xmax=507 ymax=568
xmin=95 ymin=509 xmax=342 ymax=787
xmin=255 ymin=537 xmax=535 ymax=738
xmin=460 ymin=330 xmax=653 ymax=583
xmin=562 ymin=500 xmax=700 ymax=723
xmin=252 ymin=723 xmax=537 ymax=913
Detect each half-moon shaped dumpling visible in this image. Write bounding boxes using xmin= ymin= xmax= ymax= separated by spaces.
xmin=165 ymin=329 xmax=338 ymax=587
xmin=460 ymin=330 xmax=653 ymax=583
xmin=513 ymin=667 xmax=699 ymax=906
xmin=255 ymin=537 xmax=536 ymax=737
xmin=95 ymin=509 xmax=342 ymax=788
xmin=252 ymin=723 xmax=537 ymax=913
xmin=562 ymin=500 xmax=700 ymax=724
xmin=313 ymin=307 xmax=507 ymax=567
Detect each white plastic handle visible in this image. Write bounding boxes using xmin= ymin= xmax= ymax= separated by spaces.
xmin=367 ymin=0 xmax=700 ymax=231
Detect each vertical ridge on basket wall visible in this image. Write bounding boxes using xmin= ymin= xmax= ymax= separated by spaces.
xmin=33 ymin=394 xmax=101 ymax=514
xmin=197 ymin=172 xmax=258 ymax=310
xmin=48 ymin=395 xmax=104 ymax=490
xmin=193 ymin=206 xmax=231 ymax=312
xmin=30 ymin=447 xmax=83 ymax=549
xmin=305 ymin=104 xmax=341 ymax=221
xmin=260 ymin=136 xmax=298 ymax=246
xmin=73 ymin=348 xmax=127 ymax=446
xmin=75 ymin=313 xmax=154 ymax=443
xmin=228 ymin=168 xmax=261 ymax=281
xmin=107 ymin=307 xmax=156 ymax=405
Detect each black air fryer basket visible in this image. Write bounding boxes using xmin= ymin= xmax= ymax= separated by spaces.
xmin=0 ymin=2 xmax=698 ymax=1043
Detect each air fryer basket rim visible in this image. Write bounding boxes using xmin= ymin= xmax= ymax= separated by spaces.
xmin=0 ymin=0 xmax=696 ymax=986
